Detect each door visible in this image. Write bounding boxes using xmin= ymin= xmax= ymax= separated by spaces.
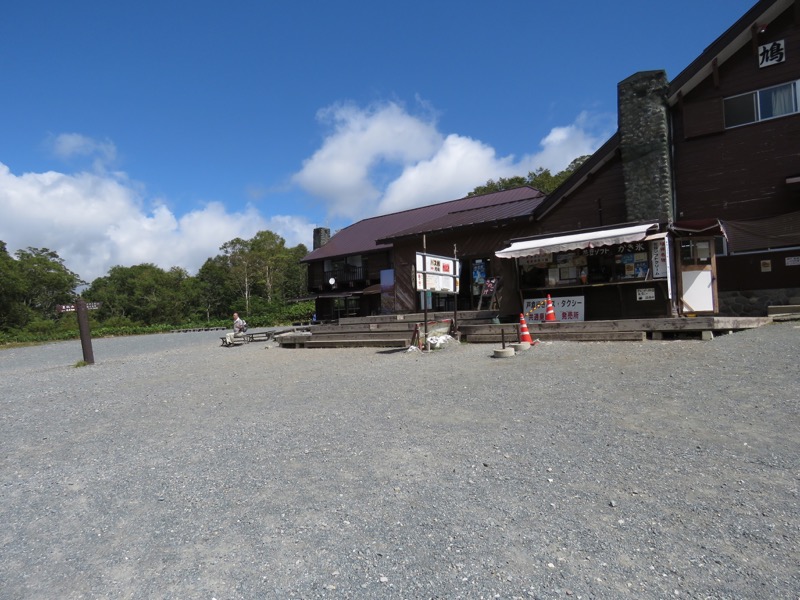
xmin=678 ymin=238 xmax=717 ymax=314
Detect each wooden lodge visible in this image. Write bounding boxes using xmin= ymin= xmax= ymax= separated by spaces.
xmin=298 ymin=0 xmax=800 ymax=345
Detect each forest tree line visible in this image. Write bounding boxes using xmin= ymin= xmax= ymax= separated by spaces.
xmin=0 ymin=230 xmax=311 ymax=338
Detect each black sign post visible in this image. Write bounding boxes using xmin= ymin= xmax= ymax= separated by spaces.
xmin=75 ymin=298 xmax=95 ymax=365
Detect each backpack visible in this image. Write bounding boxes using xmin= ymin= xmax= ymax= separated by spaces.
xmin=241 ymin=321 xmax=248 ymax=333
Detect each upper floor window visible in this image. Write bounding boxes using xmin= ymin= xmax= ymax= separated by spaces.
xmin=724 ymin=80 xmax=800 ymax=128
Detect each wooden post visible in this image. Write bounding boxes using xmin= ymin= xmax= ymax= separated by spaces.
xmin=76 ymin=297 xmax=95 ymax=365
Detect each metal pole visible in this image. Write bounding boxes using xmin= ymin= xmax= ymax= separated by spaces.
xmin=76 ymin=297 xmax=95 ymax=364
xmin=422 ymin=235 xmax=429 ymax=349
xmin=453 ymin=244 xmax=458 ymax=335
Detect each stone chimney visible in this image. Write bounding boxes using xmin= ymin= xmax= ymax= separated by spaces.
xmin=617 ymin=70 xmax=674 ymax=222
xmin=313 ymin=227 xmax=330 ymax=250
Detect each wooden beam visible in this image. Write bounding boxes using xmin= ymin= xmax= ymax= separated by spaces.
xmin=712 ymin=58 xmax=719 ymax=88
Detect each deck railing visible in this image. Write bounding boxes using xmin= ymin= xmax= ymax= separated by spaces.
xmin=310 ymin=266 xmax=366 ymax=288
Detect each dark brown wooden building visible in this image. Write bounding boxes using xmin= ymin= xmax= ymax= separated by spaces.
xmin=303 ymin=0 xmax=800 ymax=322
xmin=495 ymin=0 xmax=800 ymax=320
xmin=301 ymin=187 xmax=545 ymax=321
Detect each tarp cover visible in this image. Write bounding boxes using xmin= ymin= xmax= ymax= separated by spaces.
xmin=720 ymin=211 xmax=800 ymax=253
xmin=495 ymin=223 xmax=657 ymax=258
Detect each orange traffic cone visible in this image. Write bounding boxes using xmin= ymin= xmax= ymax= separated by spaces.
xmin=518 ymin=313 xmax=533 ymax=343
xmin=544 ymin=294 xmax=558 ymax=322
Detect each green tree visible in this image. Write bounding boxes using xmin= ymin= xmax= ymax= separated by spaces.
xmin=86 ymin=263 xmax=185 ymax=325
xmin=250 ymin=230 xmax=287 ymax=304
xmin=0 ymin=241 xmax=30 ymax=330
xmin=220 ymin=237 xmax=256 ymax=315
xmin=197 ymin=255 xmax=237 ymax=321
xmin=14 ymin=247 xmax=85 ymax=318
xmin=281 ymin=244 xmax=309 ymax=301
xmin=468 ymin=156 xmax=590 ymax=197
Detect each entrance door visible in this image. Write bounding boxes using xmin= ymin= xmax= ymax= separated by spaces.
xmin=678 ymin=238 xmax=717 ymax=314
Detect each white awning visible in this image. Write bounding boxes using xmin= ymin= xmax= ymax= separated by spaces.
xmin=496 ymin=223 xmax=658 ymax=259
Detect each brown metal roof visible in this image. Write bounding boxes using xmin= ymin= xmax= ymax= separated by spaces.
xmin=301 ymin=187 xmax=543 ymax=262
xmin=720 ymin=210 xmax=800 ymax=252
xmin=379 ymin=192 xmax=545 ymax=242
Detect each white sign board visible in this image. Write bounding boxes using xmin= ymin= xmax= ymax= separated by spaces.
xmin=415 ymin=252 xmax=460 ymax=293
xmin=759 ymin=39 xmax=785 ymax=68
xmin=416 ymin=272 xmax=459 ymax=293
xmin=650 ymin=239 xmax=668 ymax=278
xmin=636 ymin=288 xmax=656 ymax=301
xmin=523 ymin=296 xmax=585 ymax=322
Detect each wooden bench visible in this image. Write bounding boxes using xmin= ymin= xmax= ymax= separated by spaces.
xmin=243 ymin=331 xmax=276 ymax=343
xmin=220 ymin=330 xmax=277 ymax=346
xmin=220 ymin=334 xmax=246 ymax=347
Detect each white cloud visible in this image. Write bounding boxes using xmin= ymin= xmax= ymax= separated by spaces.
xmin=294 ymin=101 xmax=613 ymax=220
xmin=292 ymin=101 xmax=443 ymax=220
xmin=0 ymin=161 xmax=314 ymax=284
xmin=526 ymin=111 xmax=610 ymax=172
xmin=1 ymin=110 xmax=611 ymax=285
xmin=49 ymin=132 xmax=118 ymax=172
xmin=378 ymin=134 xmax=517 ymax=214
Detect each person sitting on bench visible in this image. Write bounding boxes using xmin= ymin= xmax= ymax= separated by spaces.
xmin=225 ymin=312 xmax=246 ymax=345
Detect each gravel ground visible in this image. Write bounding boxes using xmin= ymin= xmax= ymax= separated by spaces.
xmin=1 ymin=322 xmax=798 ymax=600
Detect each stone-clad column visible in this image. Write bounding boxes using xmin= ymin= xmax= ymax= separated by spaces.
xmin=618 ymin=70 xmax=674 ymax=222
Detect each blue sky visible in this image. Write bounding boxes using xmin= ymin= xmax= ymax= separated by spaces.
xmin=1 ymin=0 xmax=756 ymax=283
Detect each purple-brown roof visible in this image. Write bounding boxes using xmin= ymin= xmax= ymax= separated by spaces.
xmin=302 ymin=186 xmax=544 ymax=262
xmin=378 ymin=192 xmax=545 ymax=243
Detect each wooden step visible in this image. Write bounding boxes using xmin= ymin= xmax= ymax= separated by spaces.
xmin=313 ymin=322 xmax=419 ymax=333
xmin=301 ymin=332 xmax=412 ymax=342
xmin=464 ymin=331 xmax=646 ymax=343
xmin=767 ymin=304 xmax=800 ymax=316
xmin=302 ymin=338 xmax=410 ymax=349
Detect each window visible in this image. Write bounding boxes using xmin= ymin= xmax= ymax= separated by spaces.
xmin=724 ymin=80 xmax=799 ymax=128
xmin=679 ymin=239 xmax=712 ymax=266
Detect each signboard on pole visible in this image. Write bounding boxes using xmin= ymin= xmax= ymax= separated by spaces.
xmin=57 ymin=302 xmax=102 ymax=313
xmin=415 ymin=252 xmax=460 ymax=294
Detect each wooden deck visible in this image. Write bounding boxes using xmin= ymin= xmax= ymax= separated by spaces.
xmin=274 ymin=311 xmax=773 ymax=348
xmin=460 ymin=316 xmax=772 ymax=343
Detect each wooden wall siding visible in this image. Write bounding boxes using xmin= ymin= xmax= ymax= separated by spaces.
xmin=673 ymin=115 xmax=800 ymax=221
xmin=672 ymin=5 xmax=800 ymax=222
xmin=392 ymin=254 xmax=417 ymax=313
xmin=717 ymin=249 xmax=800 ymax=292
xmin=538 ymin=158 xmax=628 ymax=233
xmin=682 ymin=97 xmax=725 ymax=139
xmin=388 ymin=223 xmax=543 ymax=313
xmin=682 ymin=8 xmax=799 ymax=103
xmin=366 ymin=251 xmax=391 ymax=280
xmin=390 ymin=223 xmax=541 ymax=264
xmin=308 ymin=261 xmax=324 ymax=290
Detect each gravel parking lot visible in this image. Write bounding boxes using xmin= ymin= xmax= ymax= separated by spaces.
xmin=1 ymin=322 xmax=798 ymax=599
